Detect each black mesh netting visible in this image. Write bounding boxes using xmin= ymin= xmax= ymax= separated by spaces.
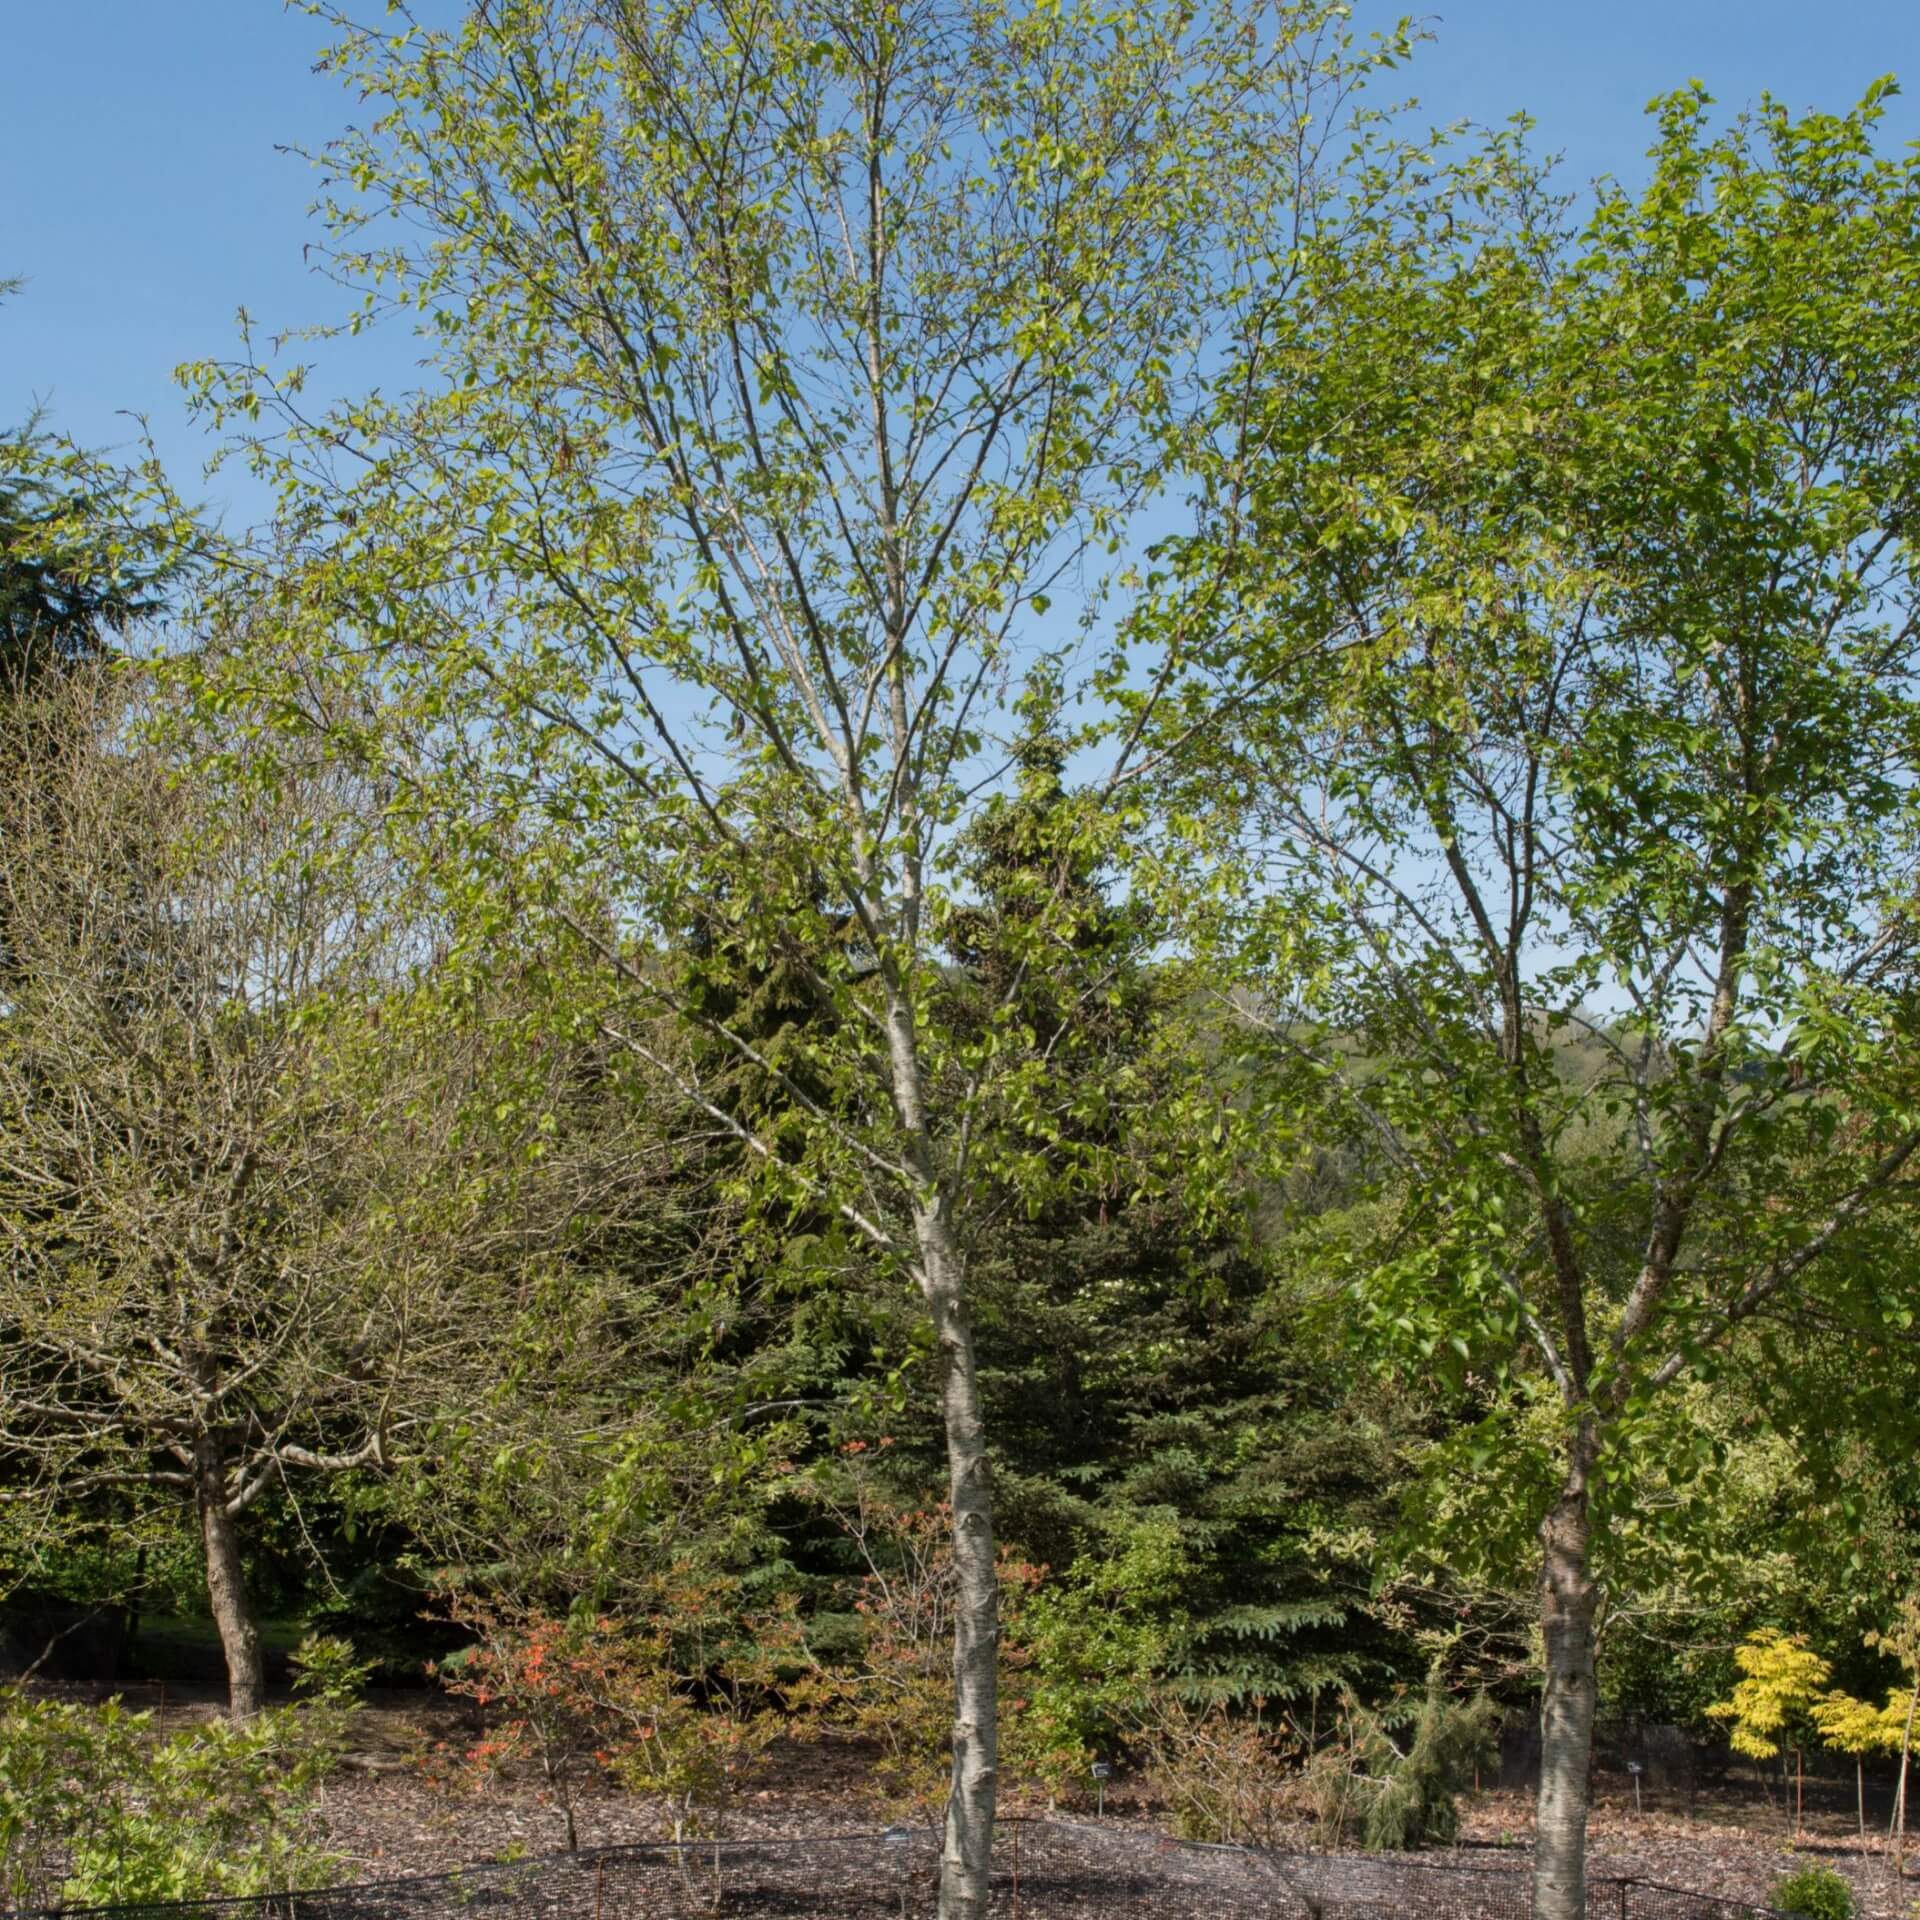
xmin=24 ymin=1820 xmax=1790 ymax=1920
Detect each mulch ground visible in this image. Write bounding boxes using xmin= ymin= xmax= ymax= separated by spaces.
xmin=292 ymin=1708 xmax=1917 ymax=1920
xmin=27 ymin=1680 xmax=1918 ymax=1919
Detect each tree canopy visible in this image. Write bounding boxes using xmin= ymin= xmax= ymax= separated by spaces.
xmin=3 ymin=24 xmax=1920 ymax=1920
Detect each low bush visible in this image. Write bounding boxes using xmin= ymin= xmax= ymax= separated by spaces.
xmin=1134 ymin=1695 xmax=1297 ymax=1845
xmin=289 ymin=1630 xmax=376 ymax=1707
xmin=1308 ymin=1671 xmax=1497 ymax=1851
xmin=0 ymin=1688 xmax=344 ymax=1908
xmin=431 ymin=1569 xmax=808 ymax=1857
xmin=809 ymin=1475 xmax=1072 ymax=1811
xmin=1771 ymin=1867 xmax=1855 ymax=1920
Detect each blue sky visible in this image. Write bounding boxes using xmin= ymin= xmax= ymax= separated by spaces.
xmin=4 ymin=0 xmax=1918 ymax=528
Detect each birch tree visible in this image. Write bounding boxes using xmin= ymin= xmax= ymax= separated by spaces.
xmin=1147 ymin=86 xmax=1920 ymax=1920
xmin=184 ymin=0 xmax=1405 ymax=1901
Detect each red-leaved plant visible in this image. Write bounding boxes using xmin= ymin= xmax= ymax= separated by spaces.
xmin=430 ymin=1569 xmax=815 ymax=1862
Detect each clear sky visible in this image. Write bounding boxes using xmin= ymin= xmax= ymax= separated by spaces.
xmin=4 ymin=0 xmax=1918 ymax=528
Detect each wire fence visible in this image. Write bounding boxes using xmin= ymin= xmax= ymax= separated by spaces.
xmin=23 ymin=1820 xmax=1794 ymax=1920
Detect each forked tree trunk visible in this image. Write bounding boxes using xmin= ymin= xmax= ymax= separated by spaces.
xmin=196 ymin=1443 xmax=265 ymax=1720
xmin=1535 ymin=1468 xmax=1598 ymax=1920
xmin=916 ymin=1200 xmax=999 ymax=1920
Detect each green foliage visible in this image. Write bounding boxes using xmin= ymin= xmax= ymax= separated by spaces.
xmin=0 ymin=1688 xmax=342 ymax=1907
xmin=1019 ymin=1514 xmax=1185 ymax=1769
xmin=964 ymin=1203 xmax=1422 ymax=1712
xmin=289 ymin=1631 xmax=374 ymax=1707
xmin=1356 ymin=1678 xmax=1498 ymax=1852
xmin=173 ymin=5 xmax=1412 ymax=1851
xmin=0 ymin=415 xmax=187 ymax=684
xmin=1135 ymin=99 xmax=1920 ymax=1912
xmin=1309 ymin=1672 xmax=1498 ymax=1852
xmin=11 ymin=22 xmax=1920 ymax=1912
xmin=906 ymin=722 xmax=1427 ymax=1714
xmin=1771 ymin=1867 xmax=1855 ymax=1920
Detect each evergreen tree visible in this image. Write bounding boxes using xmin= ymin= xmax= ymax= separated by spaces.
xmin=0 ymin=420 xmax=177 ymax=685
xmin=911 ymin=723 xmax=1427 ymax=1713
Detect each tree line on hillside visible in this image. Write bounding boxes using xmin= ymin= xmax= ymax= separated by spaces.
xmin=5 ymin=10 xmax=1920 ymax=1920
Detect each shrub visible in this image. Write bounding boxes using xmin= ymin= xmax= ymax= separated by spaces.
xmin=289 ymin=1631 xmax=375 ymax=1707
xmin=1308 ymin=1672 xmax=1497 ymax=1851
xmin=1135 ymin=1695 xmax=1297 ymax=1844
xmin=0 ymin=1689 xmax=343 ymax=1908
xmin=1772 ymin=1867 xmax=1855 ymax=1920
xmin=431 ymin=1570 xmax=807 ymax=1855
xmin=433 ymin=1603 xmax=652 ymax=1854
xmin=1359 ymin=1677 xmax=1497 ymax=1850
xmin=811 ymin=1480 xmax=1065 ymax=1811
xmin=605 ymin=1571 xmax=810 ymax=1853
xmin=1708 ymin=1634 xmax=1831 ymax=1762
xmin=1019 ymin=1513 xmax=1183 ymax=1789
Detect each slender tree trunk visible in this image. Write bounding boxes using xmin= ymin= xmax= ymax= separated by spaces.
xmin=1892 ymin=1684 xmax=1915 ymax=1886
xmin=877 ymin=956 xmax=999 ymax=1920
xmin=130 ymin=1540 xmax=147 ymax=1651
xmin=196 ymin=1442 xmax=264 ymax=1720
xmin=1534 ymin=1462 xmax=1599 ymax=1920
xmin=548 ymin=1753 xmax=578 ymax=1853
xmin=916 ymin=1201 xmax=998 ymax=1920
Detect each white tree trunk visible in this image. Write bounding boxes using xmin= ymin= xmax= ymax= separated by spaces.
xmin=916 ymin=1200 xmax=999 ymax=1920
xmin=1891 ymin=1682 xmax=1915 ymax=1882
xmin=1534 ymin=1470 xmax=1598 ymax=1920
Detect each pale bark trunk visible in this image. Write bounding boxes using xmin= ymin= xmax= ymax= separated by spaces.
xmin=877 ymin=960 xmax=999 ymax=1920
xmin=918 ymin=1201 xmax=999 ymax=1920
xmin=1534 ymin=1459 xmax=1598 ymax=1920
xmin=196 ymin=1444 xmax=264 ymax=1720
xmin=1891 ymin=1683 xmax=1914 ymax=1883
